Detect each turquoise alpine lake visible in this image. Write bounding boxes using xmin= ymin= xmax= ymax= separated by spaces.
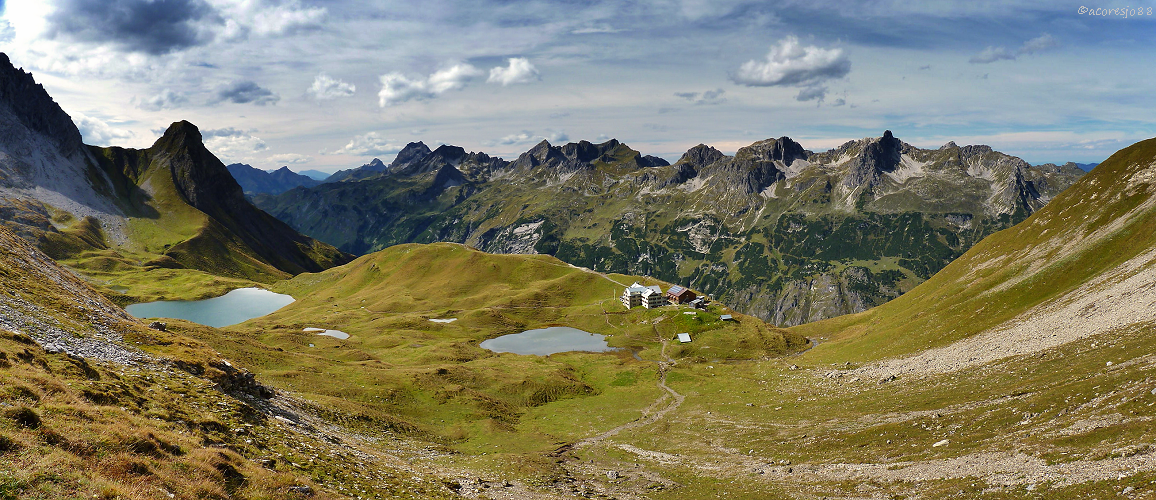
xmin=479 ymin=326 xmax=615 ymax=356
xmin=125 ymin=288 xmax=294 ymax=328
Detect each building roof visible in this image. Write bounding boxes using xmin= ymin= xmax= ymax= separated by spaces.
xmin=677 ymin=333 xmax=691 ymax=343
xmin=647 ymin=285 xmax=662 ymax=293
xmin=641 ymin=287 xmax=659 ymax=297
xmin=720 ymin=314 xmax=733 ymax=320
xmin=668 ymin=285 xmax=685 ymax=295
xmin=624 ymin=282 xmax=649 ymax=294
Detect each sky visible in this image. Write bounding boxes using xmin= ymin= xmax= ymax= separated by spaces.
xmin=2 ymin=1 xmax=1155 ymax=173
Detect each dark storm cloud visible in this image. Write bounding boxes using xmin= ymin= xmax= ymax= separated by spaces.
xmin=46 ymin=0 xmax=219 ymax=55
xmin=214 ymin=81 xmax=280 ymax=106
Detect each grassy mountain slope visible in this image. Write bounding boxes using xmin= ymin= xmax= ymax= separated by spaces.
xmin=257 ymin=134 xmax=1082 ymax=327
xmin=0 ymin=224 xmax=455 ymax=499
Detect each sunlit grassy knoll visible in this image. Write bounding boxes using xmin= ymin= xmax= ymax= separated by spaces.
xmin=149 ymin=243 xmax=807 ymax=465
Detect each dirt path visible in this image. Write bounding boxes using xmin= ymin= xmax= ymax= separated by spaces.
xmin=569 ymin=323 xmax=686 ymax=450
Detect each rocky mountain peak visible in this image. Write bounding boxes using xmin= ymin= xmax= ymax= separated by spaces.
xmin=941 ymin=141 xmax=958 ymax=150
xmin=0 ymin=53 xmax=84 ymax=156
xmin=150 ymin=120 xmax=246 ymax=213
xmin=842 ymin=130 xmax=905 ymax=189
xmin=679 ymin=144 xmax=727 ymax=168
xmin=736 ymin=136 xmax=810 ymax=165
xmin=390 ymin=142 xmax=431 ymax=170
xmin=561 ymin=139 xmax=619 ymax=163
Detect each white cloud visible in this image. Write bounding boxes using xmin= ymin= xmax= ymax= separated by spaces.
xmin=969 ymin=46 xmax=1016 ymax=64
xmin=1019 ymin=33 xmax=1058 ymax=55
xmin=970 ymin=34 xmax=1059 ymax=64
xmin=487 ymin=57 xmax=540 ymax=86
xmin=135 ymin=89 xmax=188 ymax=111
xmin=209 ymin=0 xmax=327 ymax=40
xmin=377 ymin=63 xmax=483 ymax=106
xmin=202 ymin=127 xmax=268 ymax=162
xmin=327 ymin=131 xmax=405 ymax=156
xmin=731 ymin=36 xmax=850 ymax=87
xmin=268 ymin=153 xmax=313 ymax=165
xmin=72 ymin=112 xmax=134 ymax=146
xmin=308 ymin=73 xmax=356 ymax=100
xmin=484 ymin=129 xmax=568 ymax=146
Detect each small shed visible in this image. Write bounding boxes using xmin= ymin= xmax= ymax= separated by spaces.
xmin=676 ymin=333 xmax=692 ymax=343
xmin=689 ymin=298 xmax=705 ymax=309
xmin=720 ymin=314 xmax=734 ymax=321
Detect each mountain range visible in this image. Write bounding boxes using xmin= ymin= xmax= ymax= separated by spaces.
xmin=255 ymin=130 xmax=1084 ymax=326
xmin=226 ymin=163 xmax=321 ymax=195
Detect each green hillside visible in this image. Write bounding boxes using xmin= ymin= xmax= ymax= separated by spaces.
xmin=0 ymin=224 xmax=449 ymax=499
xmin=162 ymin=243 xmax=807 ymax=457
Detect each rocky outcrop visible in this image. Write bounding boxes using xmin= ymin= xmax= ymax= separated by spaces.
xmin=843 ymin=130 xmax=903 ymax=190
xmin=0 ymin=53 xmax=83 ymax=156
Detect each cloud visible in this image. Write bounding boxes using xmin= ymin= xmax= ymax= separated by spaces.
xmin=484 ymin=129 xmax=568 ymax=147
xmin=487 ymin=57 xmax=540 ymax=86
xmin=0 ymin=20 xmax=14 ymax=43
xmin=212 ymin=0 xmax=327 ymax=39
xmin=970 ymin=34 xmax=1059 ymax=64
xmin=73 ymin=112 xmax=134 ymax=146
xmin=674 ymin=88 xmax=726 ymax=105
xmin=378 ymin=63 xmax=482 ymax=106
xmin=571 ymin=24 xmax=622 ymax=34
xmin=202 ymin=127 xmax=267 ymax=161
xmin=135 ymin=89 xmax=188 ymax=111
xmin=308 ymin=73 xmax=355 ymax=100
xmin=794 ymin=85 xmax=828 ymax=103
xmin=214 ymin=80 xmax=280 ymax=105
xmin=969 ymin=46 xmax=1015 ymax=64
xmin=731 ymin=36 xmax=850 ymax=88
xmin=45 ymin=0 xmax=217 ymax=55
xmin=268 ymin=153 xmax=312 ymax=165
xmin=202 ymin=127 xmax=252 ymax=138
xmin=1018 ymin=33 xmax=1058 ymax=55
xmin=327 ymin=131 xmax=405 ymax=156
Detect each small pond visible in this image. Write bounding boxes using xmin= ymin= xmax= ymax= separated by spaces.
xmin=125 ymin=288 xmax=294 ymax=328
xmin=480 ymin=326 xmax=615 ymax=356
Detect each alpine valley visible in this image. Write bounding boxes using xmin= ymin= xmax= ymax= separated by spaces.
xmin=4 ymin=50 xmax=1156 ymax=500
xmin=254 ymin=130 xmax=1084 ymax=326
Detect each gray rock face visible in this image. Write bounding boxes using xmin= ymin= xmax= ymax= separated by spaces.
xmin=678 ymin=144 xmax=727 ymax=169
xmin=843 ymin=130 xmax=904 ymax=189
xmin=0 ymin=53 xmax=83 ymax=156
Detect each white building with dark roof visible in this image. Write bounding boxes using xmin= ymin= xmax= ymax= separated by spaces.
xmin=641 ymin=286 xmax=668 ymax=308
xmin=622 ymin=282 xmax=667 ymax=309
